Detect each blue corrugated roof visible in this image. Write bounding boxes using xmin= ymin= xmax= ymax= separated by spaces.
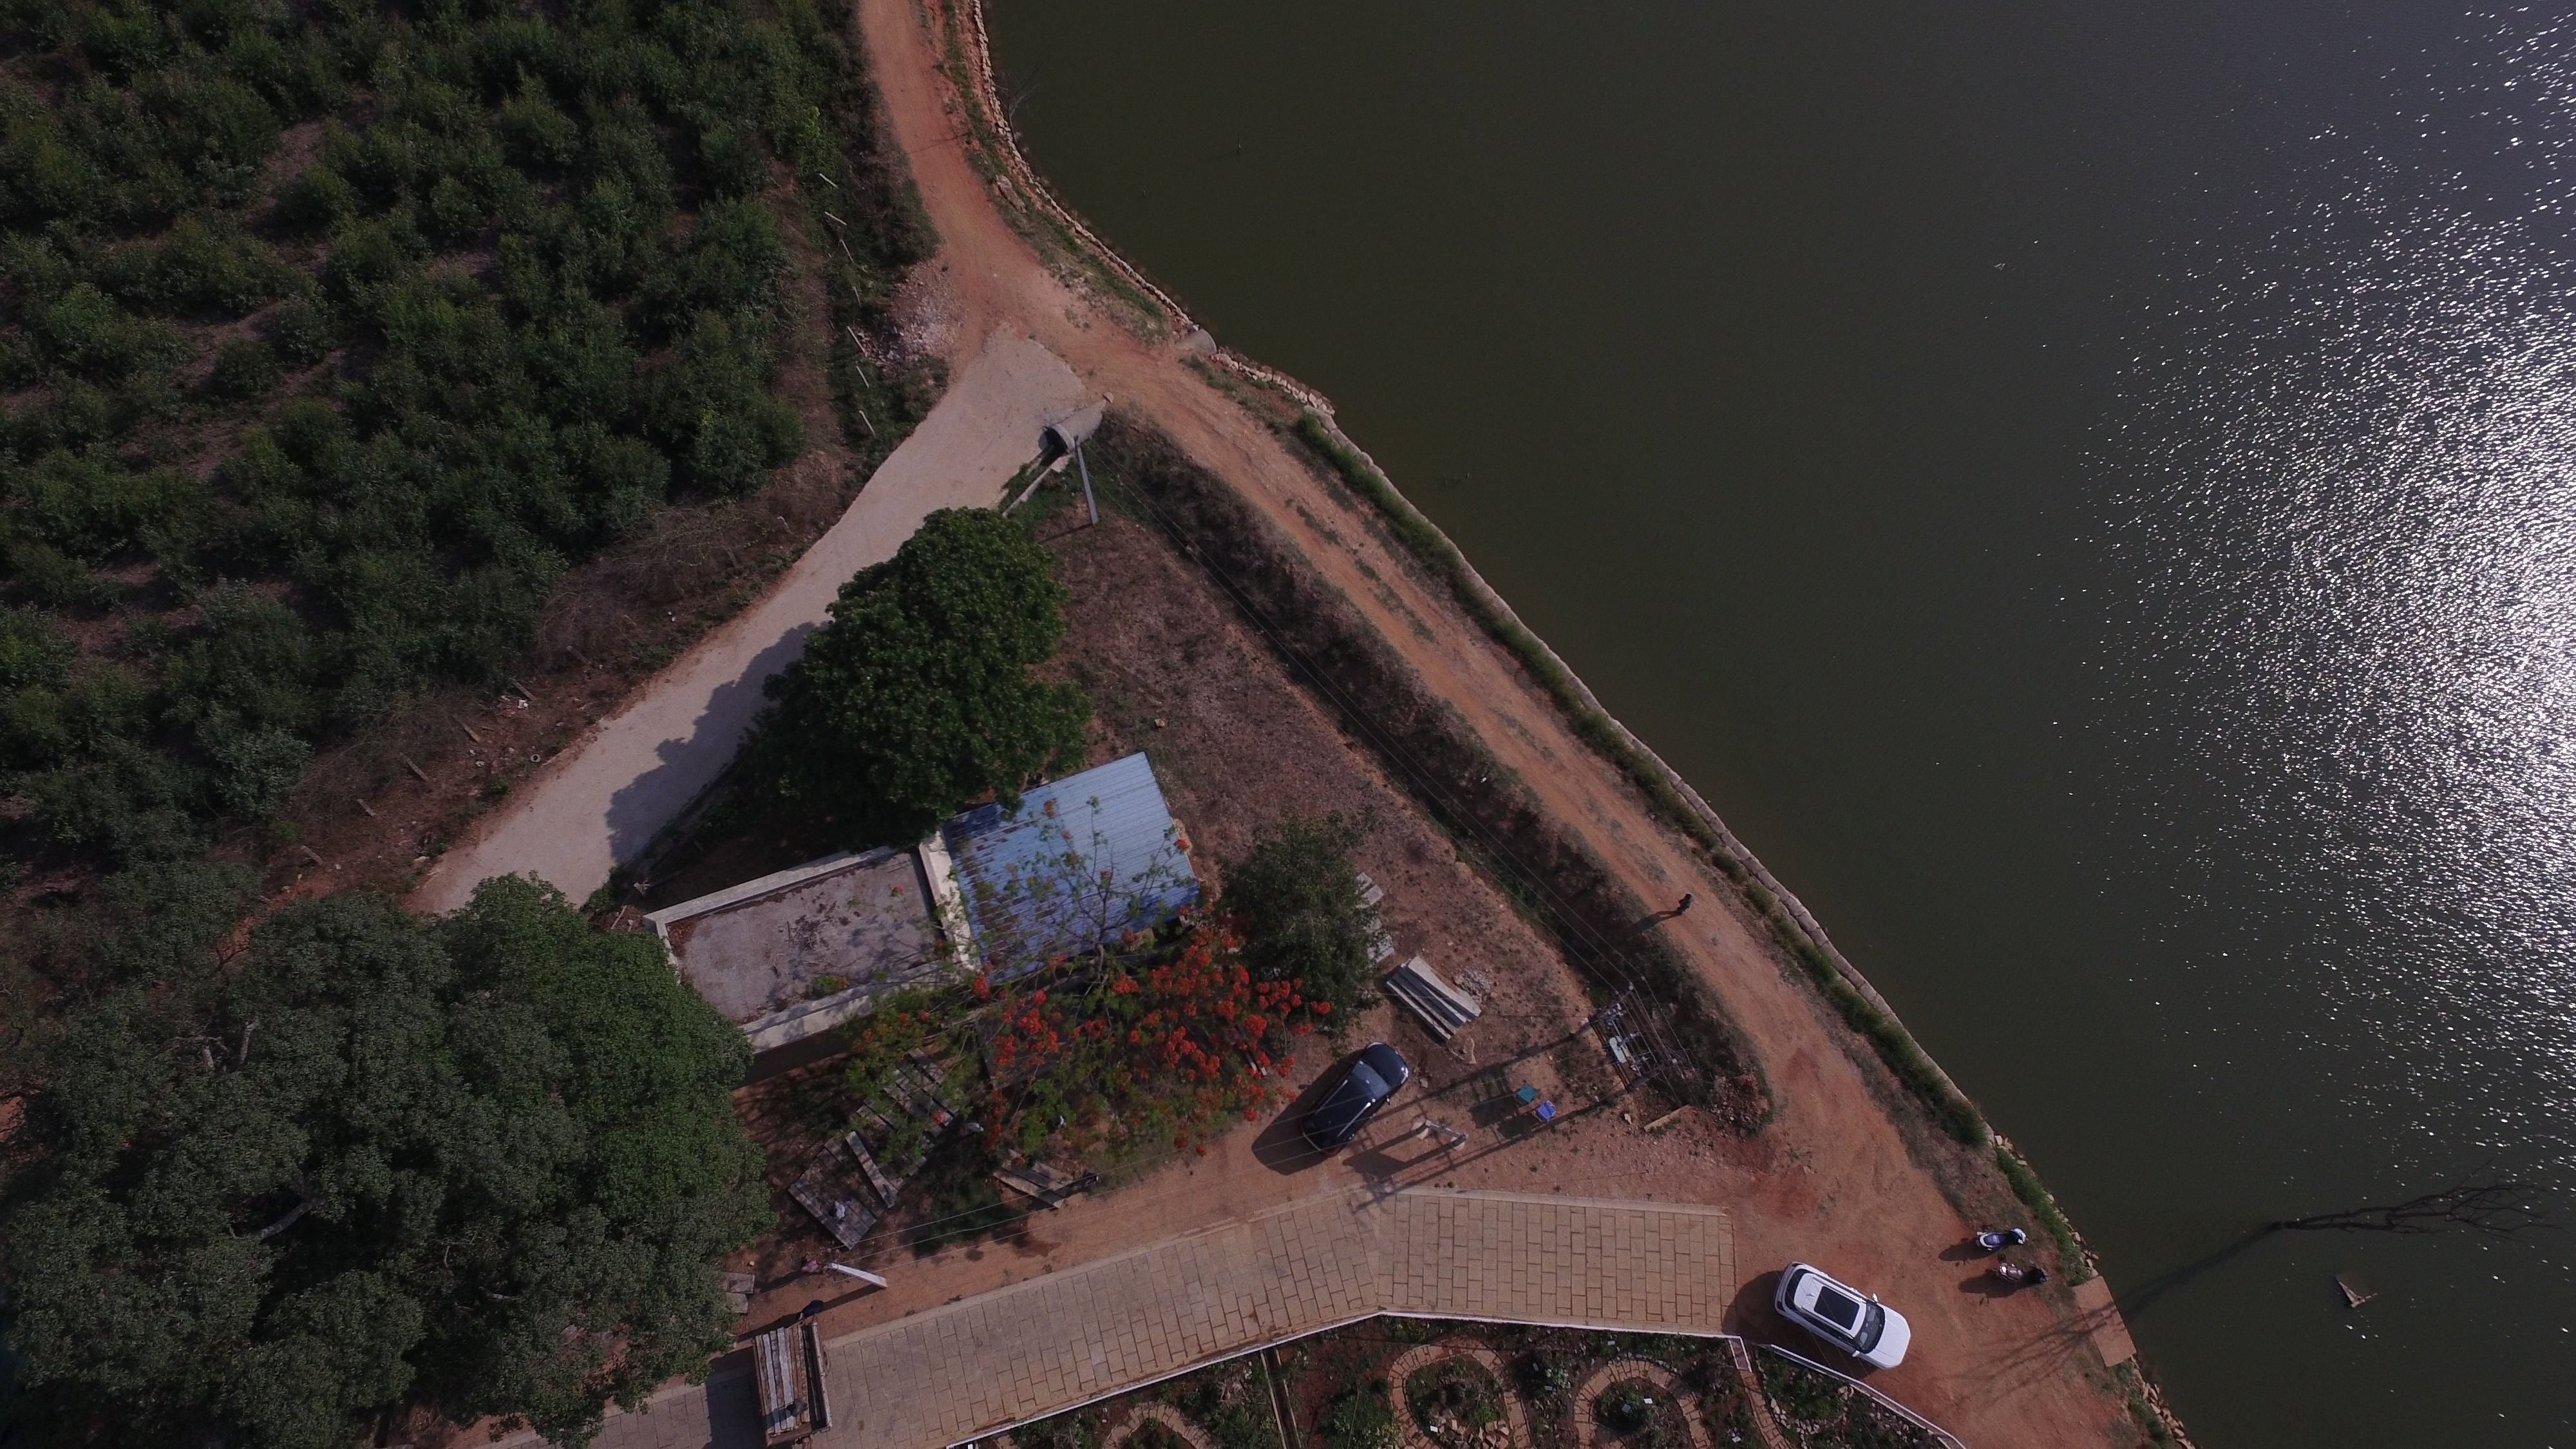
xmin=941 ymin=753 xmax=1200 ymax=976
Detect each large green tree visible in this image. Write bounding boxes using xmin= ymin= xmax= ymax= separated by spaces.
xmin=0 ymin=876 xmax=769 ymax=1448
xmin=757 ymin=506 xmax=1090 ymax=841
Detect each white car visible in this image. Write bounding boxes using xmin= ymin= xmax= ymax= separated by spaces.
xmin=1774 ymin=1262 xmax=1912 ymax=1369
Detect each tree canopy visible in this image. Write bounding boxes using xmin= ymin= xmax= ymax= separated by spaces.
xmin=1220 ymin=812 xmax=1379 ymax=1015
xmin=0 ymin=876 xmax=769 ymax=1448
xmin=756 ymin=507 xmax=1090 ymax=842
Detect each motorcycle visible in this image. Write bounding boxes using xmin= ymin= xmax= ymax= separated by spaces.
xmin=1988 ymin=1259 xmax=2049 ymax=1289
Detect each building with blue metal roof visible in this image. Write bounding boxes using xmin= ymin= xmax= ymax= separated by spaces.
xmin=938 ymin=752 xmax=1199 ymax=976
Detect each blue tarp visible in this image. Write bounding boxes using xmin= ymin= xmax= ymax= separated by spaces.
xmin=940 ymin=753 xmax=1200 ymax=976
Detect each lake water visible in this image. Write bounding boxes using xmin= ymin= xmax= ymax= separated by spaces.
xmin=982 ymin=3 xmax=2576 ymax=1443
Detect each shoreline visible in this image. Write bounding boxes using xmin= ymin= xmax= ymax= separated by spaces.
xmin=945 ymin=0 xmax=1985 ymax=1162
xmin=933 ymin=8 xmax=2194 ymax=1441
xmin=856 ymin=1 xmax=2188 ymax=1438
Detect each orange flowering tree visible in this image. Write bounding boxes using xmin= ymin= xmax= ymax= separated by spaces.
xmin=978 ymin=911 xmax=1328 ymax=1160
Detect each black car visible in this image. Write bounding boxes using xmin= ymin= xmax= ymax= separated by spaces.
xmin=1300 ymin=1042 xmax=1412 ymax=1150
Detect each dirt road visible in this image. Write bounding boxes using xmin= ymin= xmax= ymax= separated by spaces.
xmin=846 ymin=3 xmax=2139 ymax=1442
xmin=412 ymin=330 xmax=1089 ymax=913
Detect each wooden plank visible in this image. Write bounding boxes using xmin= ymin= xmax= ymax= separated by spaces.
xmin=994 ymin=1163 xmax=1096 ymax=1209
xmin=755 ymin=1323 xmax=817 ymax=1444
xmin=844 ymin=1132 xmax=900 ymax=1207
xmin=804 ymin=1321 xmax=835 ymax=1431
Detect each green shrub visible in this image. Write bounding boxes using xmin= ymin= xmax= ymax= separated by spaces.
xmin=1320 ymin=1386 xmax=1398 ymax=1449
xmin=498 ymin=76 xmax=580 ymax=169
xmin=11 ymin=452 xmax=198 ymax=561
xmin=696 ymin=118 xmax=770 ymax=195
xmin=0 ymin=605 xmax=77 ymax=690
xmin=1221 ymin=811 xmax=1380 ymax=1015
xmin=118 ymin=214 xmax=296 ymax=315
xmin=2 ymin=537 xmax=109 ymax=608
xmin=205 ymin=337 xmax=283 ymax=399
xmin=274 ymin=162 xmax=359 ymax=232
xmin=267 ymin=294 xmax=334 ymax=363
xmin=201 ymin=717 xmax=312 ymax=817
xmin=35 ymin=283 xmax=185 ymax=379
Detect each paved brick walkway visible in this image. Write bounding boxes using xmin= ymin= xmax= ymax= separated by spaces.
xmin=824 ymin=1188 xmax=1731 ymax=1449
xmin=538 ymin=1186 xmax=1733 ymax=1449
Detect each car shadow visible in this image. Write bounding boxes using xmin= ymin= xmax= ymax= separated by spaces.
xmin=1250 ymin=1064 xmax=1361 ymax=1175
xmin=1723 ymin=1269 xmax=1788 ymax=1338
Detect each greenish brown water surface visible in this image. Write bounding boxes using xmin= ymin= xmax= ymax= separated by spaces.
xmin=986 ymin=3 xmax=2576 ymax=1444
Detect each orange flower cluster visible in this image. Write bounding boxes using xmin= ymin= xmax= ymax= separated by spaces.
xmin=980 ymin=916 xmax=1316 ymax=1155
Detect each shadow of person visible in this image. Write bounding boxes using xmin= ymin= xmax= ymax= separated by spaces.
xmin=1938 ymin=1238 xmax=1998 ymax=1264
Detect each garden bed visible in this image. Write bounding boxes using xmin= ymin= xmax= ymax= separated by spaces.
xmin=1003 ymin=1320 xmax=1960 ymax=1449
xmin=1271 ymin=1321 xmax=1763 ymax=1449
xmin=1587 ymin=1378 xmax=1689 ymax=1449
xmin=1757 ymin=1352 xmax=1939 ymax=1449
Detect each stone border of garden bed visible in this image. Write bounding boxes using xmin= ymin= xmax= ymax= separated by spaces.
xmin=1569 ymin=1359 xmax=1711 ymax=1449
xmin=1386 ymin=1340 xmax=1533 ymax=1449
xmin=1104 ymin=1400 xmax=1220 ymax=1449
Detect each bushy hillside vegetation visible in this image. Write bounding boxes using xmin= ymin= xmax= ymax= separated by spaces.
xmin=0 ymin=0 xmax=925 ymax=869
xmin=0 ymin=0 xmax=933 ymax=1086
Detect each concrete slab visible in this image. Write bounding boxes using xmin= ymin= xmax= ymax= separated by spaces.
xmin=652 ymin=851 xmax=943 ymax=1045
xmin=2072 ymin=1274 xmax=2137 ymax=1367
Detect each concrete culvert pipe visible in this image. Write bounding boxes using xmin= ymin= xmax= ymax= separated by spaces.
xmin=1041 ymin=402 xmax=1104 ymax=460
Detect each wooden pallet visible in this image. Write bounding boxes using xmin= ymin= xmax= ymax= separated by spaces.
xmin=753 ymin=1320 xmax=833 ymax=1445
xmin=788 ymin=1137 xmax=886 ymax=1249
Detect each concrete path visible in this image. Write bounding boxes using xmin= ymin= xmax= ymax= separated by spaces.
xmin=414 ymin=331 xmax=1089 ymax=913
xmin=537 ymin=1186 xmax=1733 ymax=1449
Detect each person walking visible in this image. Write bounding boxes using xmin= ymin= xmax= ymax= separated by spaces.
xmin=1675 ymin=893 xmax=1694 ymax=915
